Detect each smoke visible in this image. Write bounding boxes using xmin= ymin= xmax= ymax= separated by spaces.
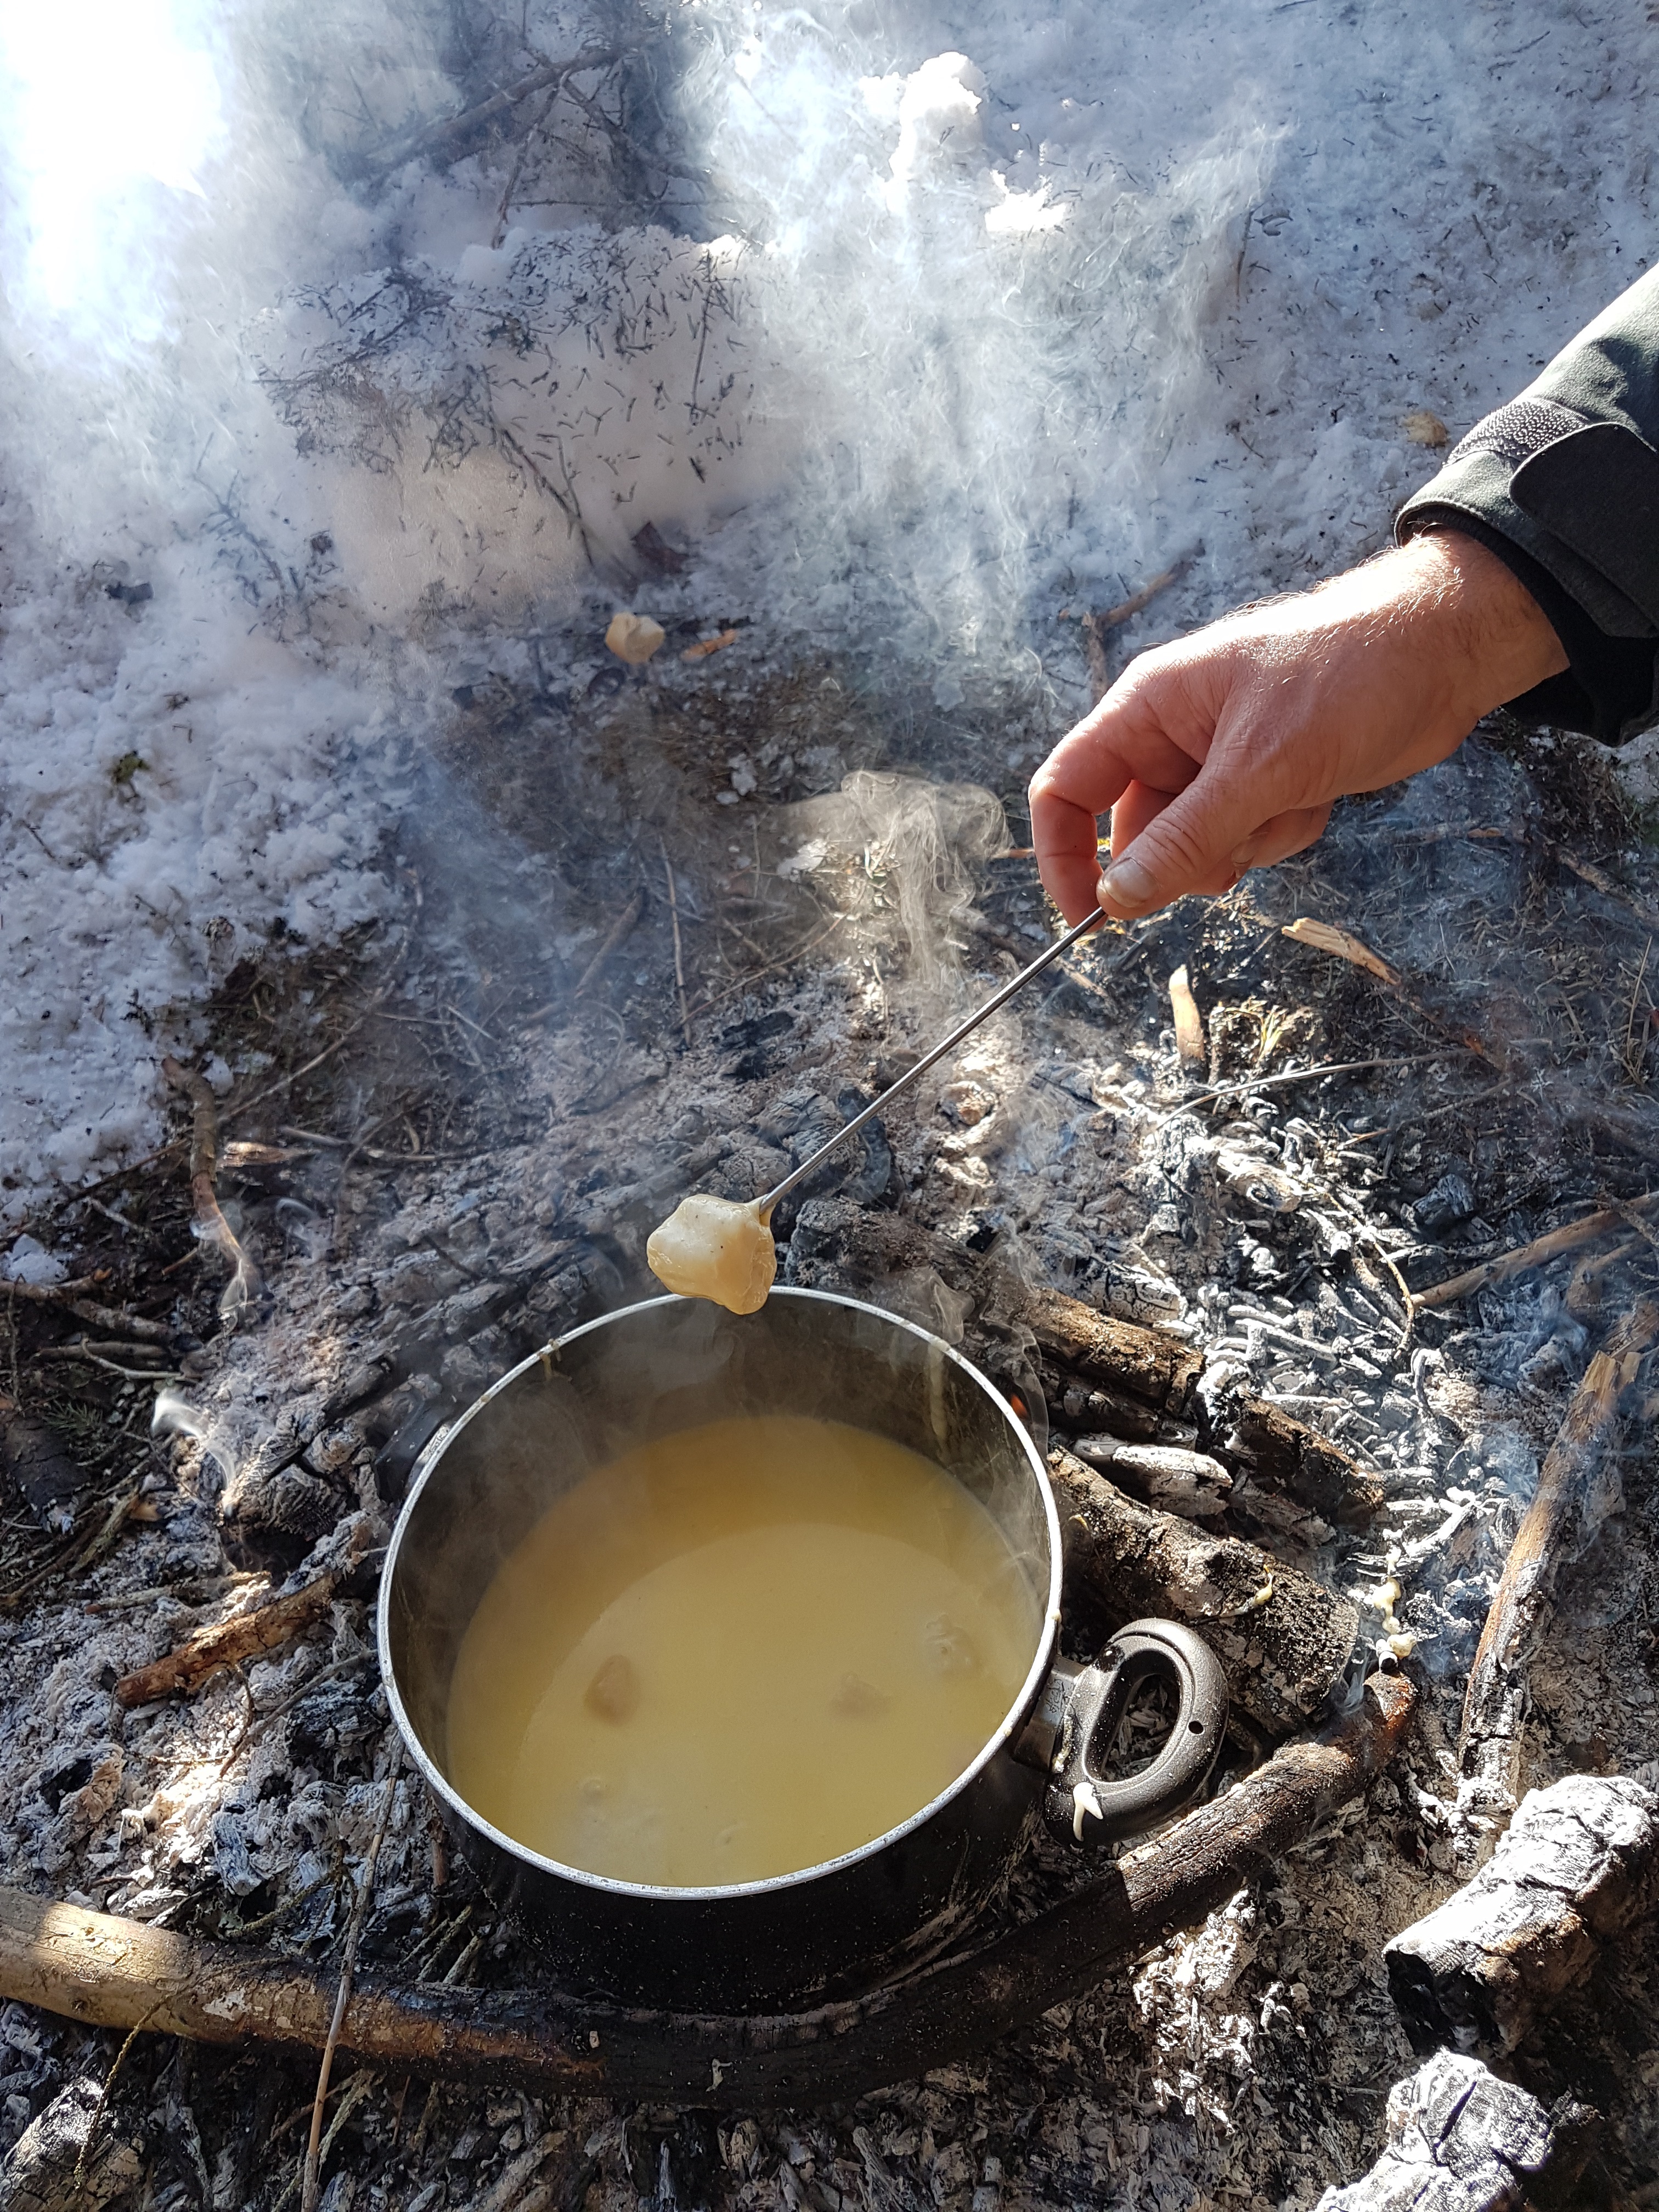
xmin=667 ymin=11 xmax=1274 ymax=683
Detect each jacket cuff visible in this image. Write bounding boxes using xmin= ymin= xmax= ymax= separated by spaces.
xmin=1398 ymin=507 xmax=1656 ymax=744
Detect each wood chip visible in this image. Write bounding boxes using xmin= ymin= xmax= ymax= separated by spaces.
xmin=1168 ymin=965 xmax=1206 ymax=1068
xmin=1282 ymin=917 xmax=1401 ymax=988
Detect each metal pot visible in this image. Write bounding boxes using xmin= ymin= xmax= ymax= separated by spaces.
xmin=379 ymin=1288 xmax=1226 ymax=2012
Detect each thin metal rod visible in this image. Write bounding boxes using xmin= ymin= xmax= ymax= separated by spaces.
xmin=759 ymin=907 xmax=1105 ymax=1218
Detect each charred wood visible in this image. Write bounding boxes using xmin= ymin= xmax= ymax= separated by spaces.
xmin=1384 ymin=1773 xmax=1659 ymax=2057
xmin=1049 ymin=1447 xmax=1359 ymax=1734
xmin=1419 ymin=1194 xmax=1659 ymax=1312
xmin=1222 ymin=1395 xmax=1385 ymax=1525
xmin=0 ymin=2076 xmax=142 ymax=2212
xmin=1460 ymin=1299 xmax=1658 ymax=1830
xmin=1070 ymin=1436 xmax=1232 ymax=1517
xmin=0 ymin=1677 xmax=1410 ymax=2108
xmin=0 ymin=1402 xmax=83 ymax=1536
xmin=1314 ymin=2051 xmax=1589 ymax=2212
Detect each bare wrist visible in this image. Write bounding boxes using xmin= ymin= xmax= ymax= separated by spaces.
xmin=1396 ymin=527 xmax=1570 ymax=723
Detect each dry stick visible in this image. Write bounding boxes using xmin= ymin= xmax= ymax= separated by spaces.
xmin=572 ymin=888 xmax=645 ymax=1001
xmin=1417 ymin=1192 xmax=1659 ymax=1311
xmin=0 ymin=1275 xmax=104 ymax=1302
xmin=374 ymin=44 xmax=623 ymax=168
xmin=1340 ymin=1080 xmax=1513 ymax=1149
xmin=1464 ymin=824 xmax=1659 ymax=936
xmin=662 ymin=844 xmax=692 ymax=1048
xmin=114 ymin=1575 xmax=337 ymax=1708
xmin=161 ymin=1058 xmax=262 ymax=1321
xmin=0 ymin=1677 xmax=1410 ymax=2108
xmin=1459 ymin=1297 xmax=1659 ymax=1830
xmin=5 ymin=1277 xmax=177 ymax=1346
xmin=1077 ymin=546 xmax=1202 ymax=698
xmin=300 ymin=1739 xmax=402 ymax=2212
xmin=1181 ymin=1051 xmax=1463 ymax=1113
xmin=490 ymin=76 xmax=564 ymax=245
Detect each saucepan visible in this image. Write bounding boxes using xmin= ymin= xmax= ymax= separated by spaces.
xmin=378 ymin=1288 xmax=1227 ymax=2012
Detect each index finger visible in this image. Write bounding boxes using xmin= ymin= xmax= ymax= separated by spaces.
xmin=1029 ymin=688 xmax=1203 ymax=923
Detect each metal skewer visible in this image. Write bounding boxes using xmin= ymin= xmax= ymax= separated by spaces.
xmin=758 ymin=906 xmax=1107 ymax=1220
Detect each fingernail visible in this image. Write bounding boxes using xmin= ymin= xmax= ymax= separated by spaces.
xmin=1098 ymin=854 xmax=1153 ymax=911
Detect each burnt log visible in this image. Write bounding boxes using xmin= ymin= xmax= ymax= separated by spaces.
xmin=0 ymin=1677 xmax=1410 ymax=2109
xmin=1222 ymin=1395 xmax=1385 ymax=1525
xmin=786 ymin=1199 xmax=1369 ymax=1513
xmin=1051 ymin=1447 xmax=1358 ymax=1735
xmin=1385 ymin=1773 xmax=1659 ymax=2057
xmin=1314 ymin=2051 xmax=1588 ymax=2212
xmin=786 ymin=1197 xmax=1201 ymax=1435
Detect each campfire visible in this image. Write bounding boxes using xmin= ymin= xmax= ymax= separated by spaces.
xmin=4 ymin=2 xmax=1659 ymax=2208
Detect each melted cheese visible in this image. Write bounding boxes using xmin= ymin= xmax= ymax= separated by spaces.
xmin=646 ymin=1194 xmax=776 ymax=1314
xmin=444 ymin=1414 xmax=1041 ymax=1888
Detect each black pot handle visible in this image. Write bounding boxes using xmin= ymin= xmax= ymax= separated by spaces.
xmin=1040 ymin=1619 xmax=1228 ymax=1845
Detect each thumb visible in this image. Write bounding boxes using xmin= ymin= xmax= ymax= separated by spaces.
xmin=1096 ymin=771 xmax=1252 ymax=917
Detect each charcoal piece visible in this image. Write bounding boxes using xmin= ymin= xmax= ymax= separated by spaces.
xmin=0 ymin=2076 xmax=142 ymax=2212
xmin=34 ymin=1756 xmax=93 ymax=1818
xmin=0 ymin=1411 xmax=82 ymax=1537
xmin=321 ymin=1356 xmax=394 ymax=1422
xmin=1314 ymin=2052 xmax=1588 ymax=2212
xmin=1384 ymin=1773 xmax=1659 ymax=2057
xmin=221 ymin=1465 xmax=344 ymax=1572
xmin=1408 ymin=1171 xmax=1476 ymax=1237
xmin=1051 ymin=1447 xmax=1358 ymax=1735
xmin=1217 ymin=1395 xmax=1385 ymax=1525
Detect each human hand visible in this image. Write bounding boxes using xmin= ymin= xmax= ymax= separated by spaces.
xmin=1029 ymin=530 xmax=1569 ymax=924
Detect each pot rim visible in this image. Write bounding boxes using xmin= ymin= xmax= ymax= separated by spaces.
xmin=377 ymin=1286 xmax=1064 ymax=1905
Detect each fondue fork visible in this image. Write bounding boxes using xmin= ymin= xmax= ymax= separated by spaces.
xmin=759 ymin=905 xmax=1107 ymax=1220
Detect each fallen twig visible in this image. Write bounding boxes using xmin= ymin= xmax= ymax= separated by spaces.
xmin=301 ymin=1740 xmax=402 ymax=2212
xmin=162 ymin=1058 xmax=263 ymax=1322
xmin=1076 ymin=548 xmax=1202 ymax=699
xmin=1458 ymin=1297 xmax=1658 ymax=1837
xmin=662 ymin=843 xmax=692 ymax=1048
xmin=371 ymin=44 xmax=623 ymax=171
xmin=572 ymin=888 xmax=646 ymax=1001
xmin=1417 ymin=1192 xmax=1659 ymax=1311
xmin=0 ymin=1677 xmax=1410 ymax=2107
xmin=1182 ymin=1052 xmax=1464 ymax=1113
xmin=114 ymin=1575 xmax=337 ymax=1707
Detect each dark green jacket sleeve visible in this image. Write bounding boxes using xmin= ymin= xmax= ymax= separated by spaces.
xmin=1395 ymin=265 xmax=1659 ymax=744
